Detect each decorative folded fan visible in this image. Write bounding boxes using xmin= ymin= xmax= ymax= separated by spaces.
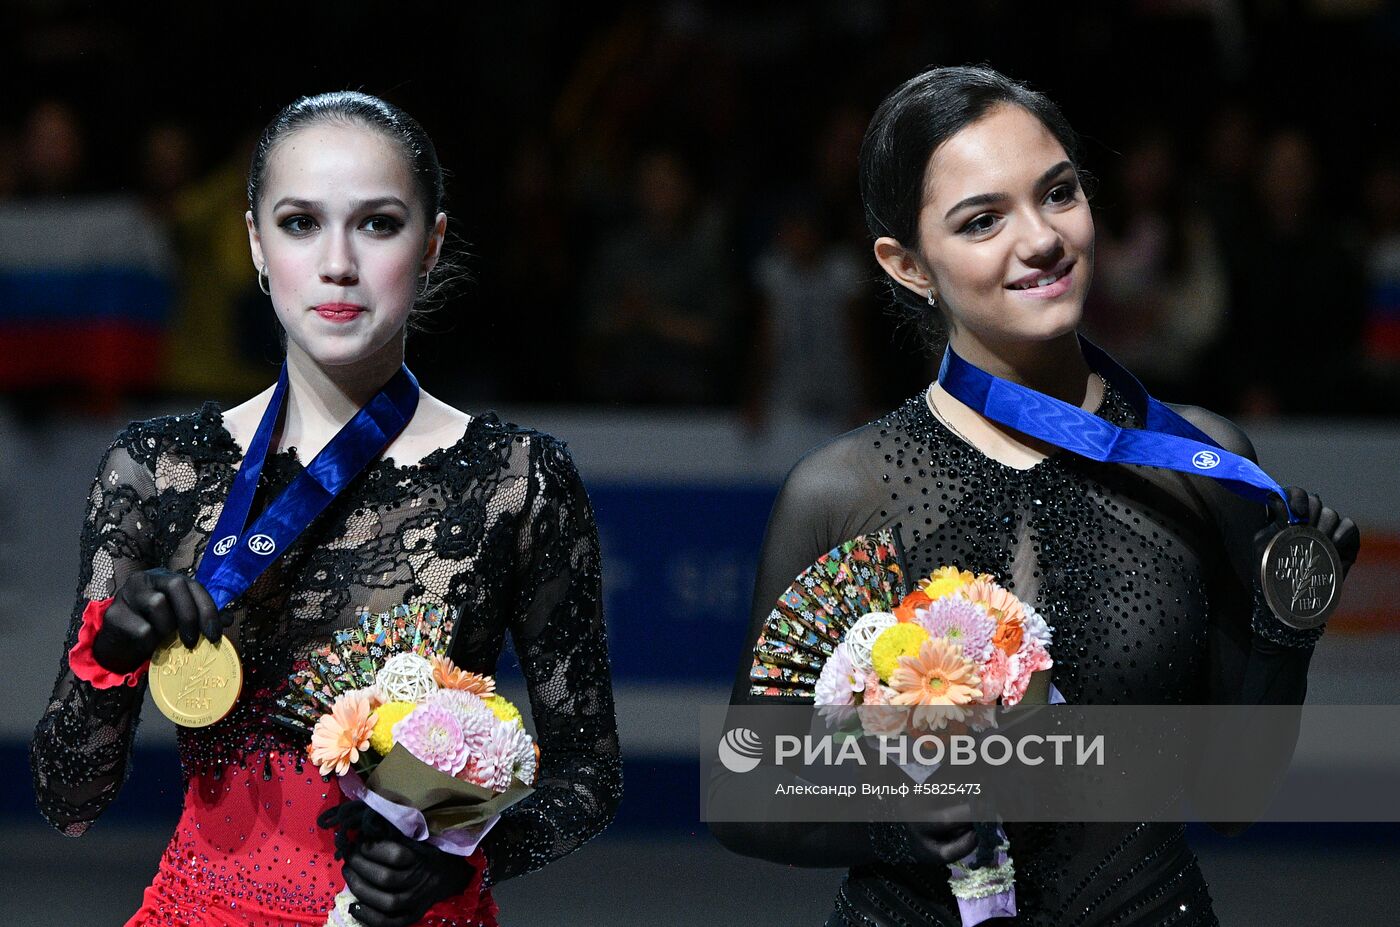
xmin=748 ymin=528 xmax=906 ymax=699
xmin=275 ymin=603 xmax=453 ymax=734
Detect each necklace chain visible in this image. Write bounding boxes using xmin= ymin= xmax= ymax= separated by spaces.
xmin=925 ymin=385 xmax=977 ymax=447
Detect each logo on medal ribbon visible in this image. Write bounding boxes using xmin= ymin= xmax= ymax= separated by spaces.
xmin=1191 ymin=451 xmax=1220 ymax=471
xmin=212 ymin=535 xmax=238 ymax=556
xmin=718 ymin=728 xmax=764 ymax=774
xmin=247 ymin=534 xmax=277 ymax=556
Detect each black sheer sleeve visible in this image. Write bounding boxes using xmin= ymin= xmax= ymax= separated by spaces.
xmin=1172 ymin=406 xmax=1319 ymax=708
xmin=1176 ymin=407 xmax=1316 ymax=835
xmin=713 ymin=431 xmax=886 ymax=868
xmin=480 ymin=435 xmax=622 ymax=884
xmin=30 ymin=425 xmax=161 ymax=835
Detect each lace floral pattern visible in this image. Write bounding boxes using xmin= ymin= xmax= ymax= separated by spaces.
xmin=31 ymin=403 xmax=621 ymax=884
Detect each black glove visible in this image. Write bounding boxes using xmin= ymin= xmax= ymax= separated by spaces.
xmin=91 ymin=567 xmax=221 ymax=673
xmin=1254 ymin=485 xmax=1361 ymax=578
xmin=870 ymin=800 xmax=979 ymax=865
xmin=319 ymin=799 xmax=474 ymax=927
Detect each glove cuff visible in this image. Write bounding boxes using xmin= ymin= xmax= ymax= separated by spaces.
xmin=1249 ymin=584 xmax=1324 ymax=649
xmin=868 ymin=821 xmax=921 ymax=866
xmin=68 ymin=597 xmax=149 ymax=688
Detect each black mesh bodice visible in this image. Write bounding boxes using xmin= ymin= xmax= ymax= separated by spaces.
xmin=30 ymin=403 xmax=621 ymax=886
xmin=722 ymin=383 xmax=1316 ymax=926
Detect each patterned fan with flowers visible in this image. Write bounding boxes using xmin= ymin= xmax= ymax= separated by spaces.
xmin=748 ymin=527 xmax=907 ymax=699
xmin=275 ymin=603 xmax=455 ymax=734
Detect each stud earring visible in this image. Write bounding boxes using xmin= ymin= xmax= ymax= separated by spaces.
xmin=926 ymin=290 xmax=938 ymax=307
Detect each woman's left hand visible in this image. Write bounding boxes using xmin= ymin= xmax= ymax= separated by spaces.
xmin=1256 ymin=485 xmax=1361 ymax=579
xmin=341 ymin=833 xmax=473 ymax=927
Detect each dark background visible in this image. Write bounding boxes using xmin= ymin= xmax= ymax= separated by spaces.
xmin=4 ymin=0 xmax=1400 ymax=418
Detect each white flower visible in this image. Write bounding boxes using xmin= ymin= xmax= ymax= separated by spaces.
xmin=1022 ymin=604 xmax=1054 ymax=649
xmin=814 ymin=642 xmax=864 ymax=707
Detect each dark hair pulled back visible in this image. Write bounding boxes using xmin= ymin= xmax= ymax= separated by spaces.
xmin=248 ymin=90 xmax=445 ymax=226
xmin=858 ymin=65 xmax=1083 ymax=351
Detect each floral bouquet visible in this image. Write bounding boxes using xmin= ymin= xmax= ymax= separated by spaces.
xmin=276 ymin=604 xmax=536 ymax=927
xmin=749 ymin=531 xmax=1055 ymax=927
xmin=816 ymin=564 xmax=1055 ymax=924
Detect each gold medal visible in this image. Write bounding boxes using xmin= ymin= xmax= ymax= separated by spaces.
xmin=149 ymin=636 xmax=243 ymax=727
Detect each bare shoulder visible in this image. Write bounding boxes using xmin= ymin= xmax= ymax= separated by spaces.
xmin=1166 ymin=403 xmax=1258 ymax=463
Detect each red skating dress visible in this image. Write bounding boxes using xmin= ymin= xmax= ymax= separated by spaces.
xmin=31 ymin=408 xmax=621 ymax=925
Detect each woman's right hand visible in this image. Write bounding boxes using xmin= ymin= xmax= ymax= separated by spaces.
xmin=905 ymin=820 xmax=978 ymax=863
xmin=91 ymin=568 xmax=221 ymax=673
xmin=872 ymin=816 xmax=978 ymax=865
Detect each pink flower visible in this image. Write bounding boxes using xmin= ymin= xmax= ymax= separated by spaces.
xmin=1002 ymin=639 xmax=1053 ymax=706
xmin=857 ymin=702 xmax=909 ymax=737
xmin=308 ymin=691 xmax=377 ymax=777
xmin=978 ymin=649 xmax=1009 ymax=706
xmin=913 ymin=597 xmax=997 ymax=663
xmin=393 ymin=703 xmax=470 ymax=776
xmin=425 ymin=689 xmax=494 ymax=751
xmin=459 ymin=720 xmax=532 ymax=792
xmin=861 ymin=670 xmax=889 ymax=705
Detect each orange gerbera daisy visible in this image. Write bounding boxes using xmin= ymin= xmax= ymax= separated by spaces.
xmin=889 ymin=638 xmax=982 ymax=707
xmin=963 ymin=578 xmax=1026 ymax=625
xmin=308 ymin=691 xmax=378 ymax=777
xmin=432 ymin=655 xmax=496 ymax=696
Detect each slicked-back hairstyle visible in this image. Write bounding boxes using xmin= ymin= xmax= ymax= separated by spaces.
xmin=247 ymin=90 xmax=445 ymax=228
xmin=858 ymin=66 xmax=1083 ymax=351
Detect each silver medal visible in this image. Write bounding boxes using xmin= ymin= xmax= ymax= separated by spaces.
xmin=1259 ymin=524 xmax=1343 ymax=631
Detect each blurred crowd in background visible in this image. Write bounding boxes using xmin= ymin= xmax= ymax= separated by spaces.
xmin=4 ymin=1 xmax=1400 ymax=430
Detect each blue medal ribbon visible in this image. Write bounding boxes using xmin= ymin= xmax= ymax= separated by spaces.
xmin=196 ymin=364 xmax=420 ymax=609
xmin=937 ymin=336 xmax=1300 ymax=523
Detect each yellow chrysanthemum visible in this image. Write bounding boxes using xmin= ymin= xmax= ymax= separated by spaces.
xmin=920 ymin=566 xmax=979 ymax=602
xmin=369 ymin=700 xmax=416 ymax=755
xmin=485 ymin=695 xmax=523 ymax=728
xmin=871 ymin=623 xmax=930 ymax=683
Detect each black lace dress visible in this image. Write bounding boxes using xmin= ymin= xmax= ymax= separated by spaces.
xmin=722 ymin=384 xmax=1319 ymax=926
xmin=30 ymin=403 xmax=621 ymax=920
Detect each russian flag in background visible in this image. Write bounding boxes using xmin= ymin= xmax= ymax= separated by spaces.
xmin=1365 ymin=238 xmax=1400 ymax=364
xmin=0 ymin=198 xmax=173 ymax=394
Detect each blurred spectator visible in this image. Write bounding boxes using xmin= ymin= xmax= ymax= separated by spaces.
xmin=140 ymin=123 xmax=198 ymax=220
xmin=812 ymin=104 xmax=870 ymax=245
xmin=1222 ymin=128 xmax=1363 ymax=416
xmin=1361 ymin=157 xmax=1400 ymax=411
xmin=19 ymin=100 xmax=86 ymax=197
xmin=745 ymin=196 xmax=872 ymax=432
xmin=0 ymin=134 xmax=19 ymax=201
xmin=494 ymin=137 xmax=579 ymax=401
xmin=1083 ymin=129 xmax=1227 ymax=399
xmin=1197 ymin=103 xmax=1258 ymax=292
xmin=161 ymin=134 xmax=278 ymax=399
xmin=579 ymin=149 xmax=735 ymax=405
